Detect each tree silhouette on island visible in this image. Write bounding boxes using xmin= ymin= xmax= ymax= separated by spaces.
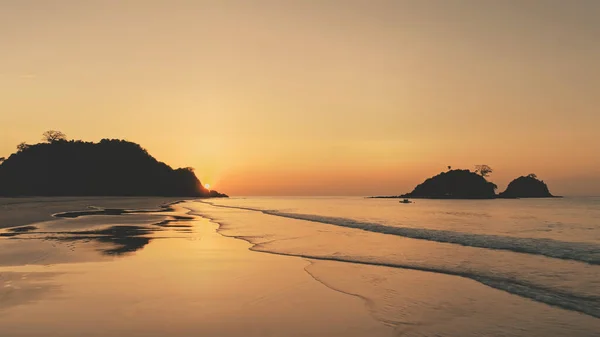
xmin=0 ymin=131 xmax=227 ymax=198
xmin=371 ymin=165 xmax=556 ymax=199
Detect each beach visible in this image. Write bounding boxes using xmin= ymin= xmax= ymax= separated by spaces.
xmin=0 ymin=197 xmax=391 ymax=337
xmin=1 ymin=197 xmax=598 ymax=336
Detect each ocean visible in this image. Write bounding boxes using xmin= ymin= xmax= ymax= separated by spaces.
xmin=189 ymin=196 xmax=600 ymax=334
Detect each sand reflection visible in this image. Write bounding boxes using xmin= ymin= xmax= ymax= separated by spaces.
xmin=0 ymin=271 xmax=61 ymax=312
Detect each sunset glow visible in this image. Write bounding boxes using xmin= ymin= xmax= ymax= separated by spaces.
xmin=1 ymin=1 xmax=599 ymax=196
xmin=0 ymin=2 xmax=598 ymax=336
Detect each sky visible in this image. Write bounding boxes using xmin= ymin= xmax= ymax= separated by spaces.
xmin=1 ymin=0 xmax=599 ymax=196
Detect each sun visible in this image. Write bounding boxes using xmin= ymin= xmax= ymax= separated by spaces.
xmin=204 ymin=183 xmax=211 ymax=190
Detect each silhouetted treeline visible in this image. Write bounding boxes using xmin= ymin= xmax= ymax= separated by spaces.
xmin=0 ymin=138 xmax=227 ymax=197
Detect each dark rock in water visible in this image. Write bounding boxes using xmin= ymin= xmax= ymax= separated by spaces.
xmin=0 ymin=138 xmax=228 ymax=198
xmin=401 ymin=169 xmax=497 ymax=199
xmin=499 ymin=174 xmax=555 ymax=198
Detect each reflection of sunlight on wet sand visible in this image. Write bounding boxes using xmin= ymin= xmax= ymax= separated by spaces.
xmin=0 ymin=204 xmax=196 ymax=268
xmin=0 ymin=204 xmax=392 ymax=337
xmin=0 ymin=271 xmax=61 ymax=312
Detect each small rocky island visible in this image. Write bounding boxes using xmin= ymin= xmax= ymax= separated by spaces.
xmin=371 ymin=166 xmax=557 ymax=199
xmin=498 ymin=174 xmax=555 ymax=198
xmin=0 ymin=131 xmax=227 ymax=198
xmin=400 ymin=169 xmax=497 ymax=199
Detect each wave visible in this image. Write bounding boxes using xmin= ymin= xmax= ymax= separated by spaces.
xmin=190 ymin=206 xmax=600 ymax=319
xmin=252 ymin=249 xmax=600 ymax=319
xmin=199 ymin=201 xmax=600 ymax=266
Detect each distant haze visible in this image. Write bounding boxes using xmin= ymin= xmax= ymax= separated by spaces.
xmin=1 ymin=1 xmax=599 ymax=196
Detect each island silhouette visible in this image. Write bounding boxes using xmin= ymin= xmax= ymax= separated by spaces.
xmin=0 ymin=131 xmax=227 ymax=198
xmin=371 ymin=166 xmax=556 ymax=199
xmin=498 ymin=174 xmax=555 ymax=198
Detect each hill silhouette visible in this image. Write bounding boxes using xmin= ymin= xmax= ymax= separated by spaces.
xmin=401 ymin=169 xmax=497 ymax=199
xmin=0 ymin=136 xmax=227 ymax=197
xmin=499 ymin=174 xmax=555 ymax=198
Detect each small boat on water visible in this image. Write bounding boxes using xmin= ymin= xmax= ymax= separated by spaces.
xmin=399 ymin=198 xmax=412 ymax=204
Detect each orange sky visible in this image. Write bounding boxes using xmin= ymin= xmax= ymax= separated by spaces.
xmin=1 ymin=1 xmax=599 ymax=196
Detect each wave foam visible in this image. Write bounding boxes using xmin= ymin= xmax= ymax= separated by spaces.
xmin=202 ymin=201 xmax=600 ymax=265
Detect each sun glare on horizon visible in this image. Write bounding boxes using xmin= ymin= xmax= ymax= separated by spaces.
xmin=204 ymin=183 xmax=211 ymax=190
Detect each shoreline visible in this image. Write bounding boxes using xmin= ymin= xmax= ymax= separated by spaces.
xmin=194 ymin=211 xmax=392 ymax=327
xmin=2 ymin=197 xmax=598 ymax=336
xmin=189 ymin=199 xmax=600 ymax=326
xmin=0 ymin=197 xmax=393 ymax=337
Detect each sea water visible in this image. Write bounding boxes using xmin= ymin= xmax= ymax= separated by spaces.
xmin=189 ymin=196 xmax=600 ymax=335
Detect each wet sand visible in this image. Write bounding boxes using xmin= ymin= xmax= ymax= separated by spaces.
xmin=0 ymin=197 xmax=184 ymax=229
xmin=0 ymin=198 xmax=392 ymax=337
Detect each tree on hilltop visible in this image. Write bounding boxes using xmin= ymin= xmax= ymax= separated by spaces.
xmin=475 ymin=164 xmax=493 ymax=177
xmin=42 ymin=130 xmax=67 ymax=143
